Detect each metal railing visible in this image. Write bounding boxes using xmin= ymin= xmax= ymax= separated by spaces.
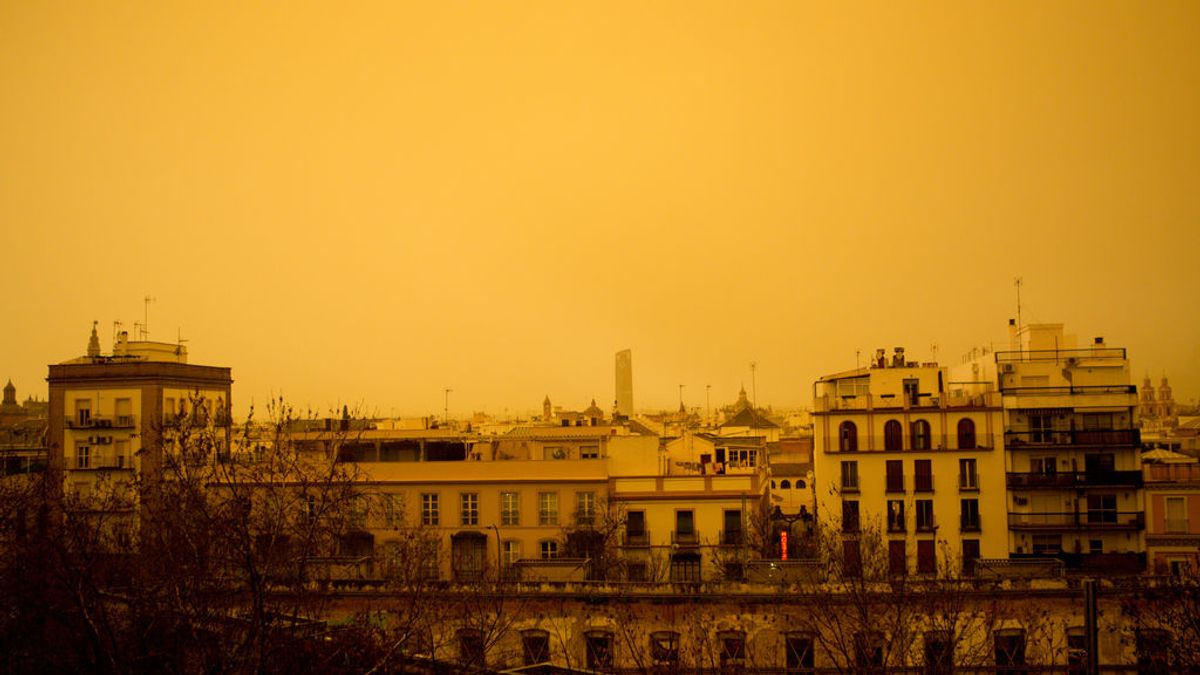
xmin=1003 ymin=429 xmax=1139 ymax=447
xmin=1007 ymin=470 xmax=1143 ymax=489
xmin=1008 ymin=511 xmax=1144 ymax=530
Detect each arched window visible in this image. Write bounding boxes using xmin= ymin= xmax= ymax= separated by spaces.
xmin=780 ymin=479 xmax=791 ymax=489
xmin=884 ymin=420 xmax=903 ymax=451
xmin=958 ymin=418 xmax=977 ymax=449
xmin=796 ymin=479 xmax=806 ymax=489
xmin=911 ymin=420 xmax=931 ymax=450
xmin=839 ymin=421 xmax=858 ymax=452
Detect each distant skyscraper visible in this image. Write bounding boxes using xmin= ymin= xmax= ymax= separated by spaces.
xmin=615 ymin=349 xmax=633 ymax=416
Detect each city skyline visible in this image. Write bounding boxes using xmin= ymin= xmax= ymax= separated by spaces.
xmin=2 ymin=2 xmax=1198 ymax=417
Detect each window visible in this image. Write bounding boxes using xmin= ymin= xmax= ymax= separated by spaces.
xmin=884 ymin=420 xmax=903 ymax=450
xmin=626 ymin=510 xmax=647 ymax=545
xmin=451 ymin=533 xmax=486 ymax=581
xmin=626 ymin=561 xmax=647 ymax=582
xmin=843 ymin=539 xmax=862 ymax=578
xmin=916 ymin=499 xmax=935 ymax=531
xmin=889 ymin=540 xmax=907 ymax=576
xmin=576 ymin=491 xmax=596 ymax=526
xmin=670 ymin=552 xmax=701 ymax=582
xmin=911 ymin=420 xmax=932 ymax=450
xmin=785 ymin=633 xmax=815 ymax=673
xmin=959 ymin=458 xmax=978 ymax=489
xmin=1066 ymin=626 xmax=1086 ymax=675
xmin=1086 ymin=494 xmax=1117 ymax=524
xmin=723 ymin=509 xmax=743 ymax=545
xmin=842 ymin=500 xmax=860 ymax=533
xmin=915 ymin=459 xmax=933 ymax=492
xmin=304 ymin=494 xmax=318 ymax=523
xmin=1032 ymin=534 xmax=1062 ymax=554
xmin=521 ymin=629 xmax=550 ymax=665
xmin=675 ymin=510 xmax=696 ymax=544
xmin=887 ymin=500 xmax=906 ymax=533
xmin=383 ymin=494 xmax=403 ymax=527
xmin=650 ymin=631 xmax=680 ymax=666
xmin=501 ymin=492 xmax=520 ymax=525
xmin=460 ymin=493 xmax=478 ymax=526
xmin=163 ymin=397 xmax=176 ymax=422
xmin=76 ymin=443 xmax=91 ymax=469
xmin=924 ymin=630 xmax=953 ymax=674
xmin=539 ymin=539 xmax=559 ymax=559
xmin=114 ymin=440 xmax=129 ymax=468
xmin=1085 ymin=452 xmax=1115 ymax=476
xmin=1166 ymin=496 xmax=1188 ymax=533
xmin=115 ymin=398 xmax=133 ymax=427
xmin=917 ymin=539 xmax=936 ymax=574
xmin=502 ymin=540 xmax=521 ymax=567
xmin=538 ymin=492 xmax=558 ymax=525
xmin=886 ymin=459 xmax=904 ymax=493
xmin=419 ymin=540 xmax=439 ymax=580
xmin=961 ymin=499 xmax=980 ymax=531
xmin=1030 ymin=414 xmax=1053 ymax=443
xmin=719 ymin=630 xmax=746 ymax=669
xmin=421 ymin=493 xmax=439 ymax=526
xmin=1032 ymin=456 xmax=1057 ymax=477
xmin=994 ymin=629 xmax=1026 ymax=674
xmin=962 ymin=539 xmax=980 ymax=576
xmin=581 ymin=444 xmax=600 ymax=459
xmin=728 ymin=447 xmax=757 ymax=467
xmin=458 ymin=628 xmax=485 ymax=666
xmin=841 ymin=461 xmax=859 ymax=491
xmin=957 ymin=418 xmax=976 ymax=449
xmin=855 ymin=632 xmax=884 ymax=670
xmin=585 ymin=630 xmax=614 ymax=669
xmin=545 ymin=445 xmax=565 ymax=459
xmin=74 ymin=399 xmax=91 ymax=427
xmin=839 ymin=421 xmax=858 ymax=452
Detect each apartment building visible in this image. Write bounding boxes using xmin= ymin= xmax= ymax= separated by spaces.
xmin=991 ymin=323 xmax=1145 ymax=573
xmin=1142 ymin=458 xmax=1200 ymax=573
xmin=47 ymin=324 xmax=232 ymax=502
xmin=812 ymin=347 xmax=1008 ymax=575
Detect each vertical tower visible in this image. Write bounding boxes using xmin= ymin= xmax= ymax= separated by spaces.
xmin=615 ymin=349 xmax=633 ymax=417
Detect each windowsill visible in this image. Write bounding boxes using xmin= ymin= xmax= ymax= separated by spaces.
xmin=959 ymin=486 xmax=980 ymax=492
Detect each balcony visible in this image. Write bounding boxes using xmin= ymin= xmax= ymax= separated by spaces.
xmin=1008 ymin=511 xmax=1144 ymax=531
xmin=1007 ymin=470 xmax=1143 ymax=489
xmin=1008 ymin=551 xmax=1145 ymax=574
xmin=671 ymin=530 xmax=699 ymax=547
xmin=1003 ymin=429 xmax=1140 ymax=449
xmin=718 ymin=529 xmax=744 ymax=547
xmin=621 ymin=529 xmax=650 ymax=548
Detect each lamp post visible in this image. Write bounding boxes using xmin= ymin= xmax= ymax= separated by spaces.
xmin=489 ymin=523 xmax=502 ymax=581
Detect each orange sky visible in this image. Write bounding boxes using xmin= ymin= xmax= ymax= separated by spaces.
xmin=2 ymin=2 xmax=1198 ymax=418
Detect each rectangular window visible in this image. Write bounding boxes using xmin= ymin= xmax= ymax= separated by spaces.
xmin=785 ymin=633 xmax=815 ymax=672
xmin=538 ymin=492 xmax=558 ymax=525
xmin=886 ymin=460 xmax=904 ymax=493
xmin=914 ymin=459 xmax=933 ymax=492
xmin=580 ymin=444 xmax=600 ymax=459
xmin=925 ymin=631 xmax=953 ymax=675
xmin=501 ymin=492 xmax=520 ymax=525
xmin=576 ymin=491 xmax=596 ymax=526
xmin=1166 ymin=496 xmax=1188 ymax=533
xmin=916 ymin=499 xmax=935 ymax=531
xmin=114 ymin=440 xmax=129 ymax=468
xmin=384 ymin=494 xmax=404 ymax=527
xmin=421 ymin=493 xmax=439 ymax=526
xmin=670 ymin=553 xmax=700 ymax=582
xmin=843 ymin=539 xmax=862 ymax=577
xmin=585 ymin=631 xmax=614 ymax=669
xmin=1032 ymin=456 xmax=1058 ymax=477
xmin=959 ymin=458 xmax=978 ymax=489
xmin=887 ymin=500 xmax=906 ymax=532
xmin=522 ymin=630 xmax=550 ymax=665
xmin=627 ymin=510 xmax=647 ymax=545
xmin=917 ymin=539 xmax=936 ymax=574
xmin=962 ymin=539 xmax=980 ymax=576
xmin=540 ymin=540 xmax=559 ymax=559
xmin=994 ymin=630 xmax=1026 ymax=673
xmin=502 ymin=540 xmax=522 ymax=566
xmin=76 ymin=444 xmax=90 ymax=469
xmin=460 ymin=493 xmax=478 ymax=526
xmin=841 ymin=461 xmax=859 ymax=492
xmin=675 ymin=510 xmax=696 ymax=544
xmin=842 ymin=500 xmax=860 ymax=533
xmin=115 ymin=398 xmax=133 ymax=427
xmin=164 ymin=397 xmax=176 ymax=422
xmin=960 ymin=499 xmax=980 ymax=531
xmin=1086 ymin=494 xmax=1117 ymax=524
xmin=74 ymin=399 xmax=92 ymax=427
xmin=889 ymin=540 xmax=907 ymax=576
xmin=1030 ymin=414 xmax=1053 ymax=443
xmin=723 ymin=509 xmax=743 ymax=545
xmin=1032 ymin=534 xmax=1062 ymax=554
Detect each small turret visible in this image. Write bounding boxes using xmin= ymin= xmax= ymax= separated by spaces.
xmin=86 ymin=321 xmax=101 ymax=358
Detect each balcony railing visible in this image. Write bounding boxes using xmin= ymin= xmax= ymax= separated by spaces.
xmin=622 ymin=529 xmax=650 ymax=547
xmin=671 ymin=530 xmax=699 ymax=547
xmin=1008 ymin=511 xmax=1144 ymax=530
xmin=718 ymin=529 xmax=744 ymax=546
xmin=915 ymin=517 xmax=936 ymax=533
xmin=1164 ymin=519 xmax=1190 ymax=534
xmin=1003 ymin=429 xmax=1139 ymax=448
xmin=1007 ymin=470 xmax=1143 ymax=489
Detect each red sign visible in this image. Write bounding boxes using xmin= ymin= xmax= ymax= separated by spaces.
xmin=780 ymin=531 xmax=788 ymax=560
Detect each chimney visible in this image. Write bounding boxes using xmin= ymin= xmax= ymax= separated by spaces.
xmin=1008 ymin=319 xmax=1019 ymax=351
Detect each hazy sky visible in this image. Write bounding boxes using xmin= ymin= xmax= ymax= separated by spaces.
xmin=3 ymin=2 xmax=1198 ymax=418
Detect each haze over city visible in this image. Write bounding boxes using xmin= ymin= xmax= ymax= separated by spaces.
xmin=2 ymin=2 xmax=1197 ymax=418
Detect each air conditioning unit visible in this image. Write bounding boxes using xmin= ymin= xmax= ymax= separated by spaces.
xmin=1002 ymin=364 xmax=1015 ymax=374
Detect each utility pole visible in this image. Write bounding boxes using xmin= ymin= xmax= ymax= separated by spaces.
xmin=706 ymin=384 xmax=711 ymax=424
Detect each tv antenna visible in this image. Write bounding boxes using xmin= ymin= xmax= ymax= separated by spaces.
xmin=1014 ymin=278 xmax=1023 ymax=330
xmin=141 ymin=295 xmax=156 ymax=340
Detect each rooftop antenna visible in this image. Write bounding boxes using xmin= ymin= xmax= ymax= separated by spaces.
xmin=678 ymin=383 xmax=685 ymax=407
xmin=750 ymin=361 xmax=758 ymax=409
xmin=444 ymin=388 xmax=453 ymax=425
xmin=176 ymin=327 xmax=188 ymax=354
xmin=1014 ymin=277 xmax=1023 ymax=331
xmin=931 ymin=342 xmax=939 ymax=363
xmin=141 ymin=295 xmax=156 ymax=340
